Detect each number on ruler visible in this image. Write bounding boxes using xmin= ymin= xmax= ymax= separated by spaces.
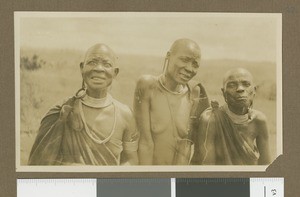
xmin=271 ymin=189 xmax=277 ymax=196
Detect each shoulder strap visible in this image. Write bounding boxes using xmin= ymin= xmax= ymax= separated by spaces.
xmin=187 ymin=82 xmax=210 ymax=164
xmin=187 ymin=82 xmax=210 ymax=118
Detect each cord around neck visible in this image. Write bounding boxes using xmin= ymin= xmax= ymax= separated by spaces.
xmin=81 ymin=94 xmax=113 ymax=108
xmin=223 ymin=104 xmax=251 ymax=124
xmin=158 ymin=75 xmax=188 ymax=95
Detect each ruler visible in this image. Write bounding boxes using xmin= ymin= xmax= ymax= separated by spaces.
xmin=17 ymin=178 xmax=284 ymax=197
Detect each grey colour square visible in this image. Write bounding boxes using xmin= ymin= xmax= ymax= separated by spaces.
xmin=97 ymin=179 xmax=171 ymax=197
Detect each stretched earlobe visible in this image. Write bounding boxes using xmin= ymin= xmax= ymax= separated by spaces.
xmin=252 ymin=86 xmax=257 ymax=97
xmin=221 ymin=88 xmax=227 ymax=102
xmin=81 ymin=80 xmax=86 ymax=89
xmin=221 ymin=88 xmax=225 ymax=96
xmin=114 ymin=68 xmax=119 ymax=76
xmin=254 ymin=85 xmax=257 ymax=92
xmin=163 ymin=52 xmax=170 ymax=73
xmin=166 ymin=51 xmax=171 ymax=58
xmin=80 ymin=62 xmax=84 ymax=69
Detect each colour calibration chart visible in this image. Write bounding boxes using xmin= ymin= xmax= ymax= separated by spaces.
xmin=17 ymin=178 xmax=283 ymax=197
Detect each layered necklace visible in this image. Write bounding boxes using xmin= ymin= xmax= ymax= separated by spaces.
xmin=79 ymin=94 xmax=117 ymax=144
xmin=158 ymin=75 xmax=189 ymax=139
xmin=223 ymin=104 xmax=252 ymax=124
xmin=81 ymin=94 xmax=113 ymax=108
xmin=158 ymin=75 xmax=188 ymax=95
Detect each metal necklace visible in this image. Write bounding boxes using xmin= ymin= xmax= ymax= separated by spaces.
xmin=78 ymin=97 xmax=117 ymax=145
xmin=158 ymin=76 xmax=187 ymax=139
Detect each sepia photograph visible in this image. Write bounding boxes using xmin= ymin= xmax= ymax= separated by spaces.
xmin=15 ymin=12 xmax=282 ymax=172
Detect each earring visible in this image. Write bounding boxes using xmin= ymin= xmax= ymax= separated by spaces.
xmin=82 ymin=80 xmax=86 ymax=89
xmin=163 ymin=52 xmax=170 ymax=73
xmin=75 ymin=80 xmax=87 ymax=99
xmin=163 ymin=58 xmax=168 ymax=73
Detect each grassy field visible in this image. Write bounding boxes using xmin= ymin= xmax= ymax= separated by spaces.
xmin=19 ymin=48 xmax=278 ymax=165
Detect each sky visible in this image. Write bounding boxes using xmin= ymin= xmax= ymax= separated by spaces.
xmin=17 ymin=12 xmax=281 ymax=62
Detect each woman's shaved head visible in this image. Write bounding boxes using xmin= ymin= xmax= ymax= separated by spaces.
xmin=169 ymin=38 xmax=201 ymax=58
xmin=223 ymin=68 xmax=254 ymax=89
xmin=84 ymin=43 xmax=117 ymax=66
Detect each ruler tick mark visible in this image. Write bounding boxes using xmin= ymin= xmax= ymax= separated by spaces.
xmin=264 ymin=186 xmax=266 ymax=197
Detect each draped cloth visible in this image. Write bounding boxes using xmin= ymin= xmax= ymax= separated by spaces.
xmin=211 ymin=107 xmax=260 ymax=165
xmin=28 ymin=97 xmax=122 ymax=165
xmin=189 ymin=83 xmax=210 ymax=165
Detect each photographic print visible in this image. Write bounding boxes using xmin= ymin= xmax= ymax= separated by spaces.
xmin=15 ymin=12 xmax=282 ymax=172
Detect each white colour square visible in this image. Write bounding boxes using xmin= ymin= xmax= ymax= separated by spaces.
xmin=250 ymin=178 xmax=284 ymax=197
xmin=17 ymin=179 xmax=97 ymax=197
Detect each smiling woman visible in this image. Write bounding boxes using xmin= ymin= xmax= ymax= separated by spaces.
xmin=27 ymin=43 xmax=139 ymax=166
xmin=134 ymin=38 xmax=209 ymax=165
xmin=80 ymin=44 xmax=119 ymax=98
